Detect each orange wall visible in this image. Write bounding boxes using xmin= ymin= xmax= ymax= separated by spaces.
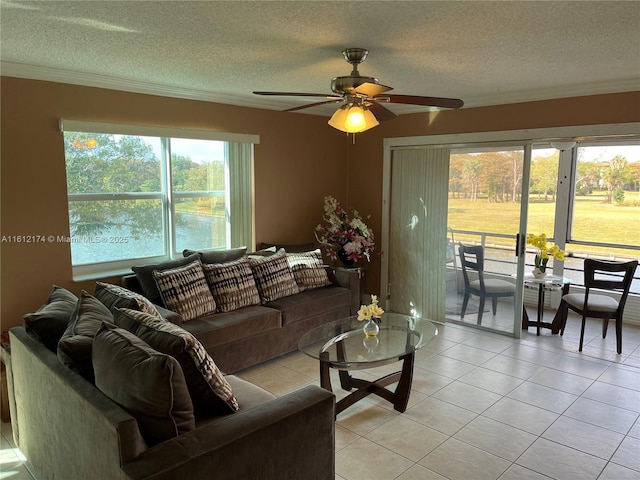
xmin=0 ymin=77 xmax=350 ymax=329
xmin=1 ymin=77 xmax=638 ymax=330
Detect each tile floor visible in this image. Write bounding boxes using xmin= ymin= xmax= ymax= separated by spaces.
xmin=2 ymin=310 xmax=639 ymax=480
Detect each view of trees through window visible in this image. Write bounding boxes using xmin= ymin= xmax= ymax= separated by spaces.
xmin=447 ymin=142 xmax=639 ymax=291
xmin=64 ymin=132 xmax=227 ymax=266
xmin=572 ymin=145 xmax=640 ymax=247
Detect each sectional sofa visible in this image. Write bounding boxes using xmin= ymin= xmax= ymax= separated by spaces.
xmin=7 ymin=245 xmax=361 ymax=479
xmin=8 ymin=325 xmax=335 ymax=480
xmin=121 ymin=246 xmax=361 ymax=373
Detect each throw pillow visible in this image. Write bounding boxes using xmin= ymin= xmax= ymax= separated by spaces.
xmin=23 ymin=285 xmax=78 ymax=352
xmin=131 ymin=253 xmax=200 ymax=306
xmin=287 ymin=249 xmax=332 ymax=291
xmin=152 ymin=259 xmax=216 ymax=321
xmin=202 ymin=258 xmax=261 ymax=312
xmin=247 ymin=246 xmax=276 ymax=257
xmin=248 ymin=249 xmax=300 ymax=303
xmin=93 ymin=323 xmax=195 ymax=446
xmin=94 ymin=282 xmax=162 ymax=318
xmin=257 ymin=242 xmax=315 ymax=253
xmin=115 ymin=308 xmax=239 ymax=414
xmin=57 ymin=291 xmax=114 ymax=381
xmin=182 ymin=246 xmax=247 ymax=264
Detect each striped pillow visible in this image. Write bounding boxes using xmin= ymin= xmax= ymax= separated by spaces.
xmin=287 ymin=249 xmax=332 ymax=291
xmin=248 ymin=249 xmax=300 ymax=303
xmin=153 ymin=260 xmax=216 ymax=321
xmin=94 ymin=282 xmax=163 ymax=318
xmin=202 ymin=258 xmax=261 ymax=312
xmin=115 ymin=308 xmax=239 ymax=414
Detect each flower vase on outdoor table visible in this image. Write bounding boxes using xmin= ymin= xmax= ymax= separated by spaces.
xmin=527 ymin=233 xmax=565 ymax=279
xmin=358 ymin=295 xmax=384 ymax=337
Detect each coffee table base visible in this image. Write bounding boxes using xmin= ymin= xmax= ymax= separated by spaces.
xmin=320 ymin=352 xmax=415 ymax=416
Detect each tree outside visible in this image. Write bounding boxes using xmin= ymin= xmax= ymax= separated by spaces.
xmin=448 ymin=145 xmax=640 ymax=259
xmin=64 ymin=132 xmax=227 ymax=264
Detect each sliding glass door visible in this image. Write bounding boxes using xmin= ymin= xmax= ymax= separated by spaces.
xmin=445 ymin=146 xmax=529 ymax=335
xmin=384 ymin=143 xmax=530 ymax=336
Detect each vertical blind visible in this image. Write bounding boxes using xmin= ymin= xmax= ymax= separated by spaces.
xmin=388 ymin=147 xmax=450 ymax=321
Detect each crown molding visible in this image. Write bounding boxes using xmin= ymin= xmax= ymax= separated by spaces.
xmin=2 ymin=61 xmax=639 ymax=115
xmin=0 ymin=61 xmax=284 ymax=111
xmin=462 ymin=78 xmax=640 ymax=108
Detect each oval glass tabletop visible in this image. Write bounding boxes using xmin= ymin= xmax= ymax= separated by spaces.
xmin=298 ymin=312 xmax=438 ymax=370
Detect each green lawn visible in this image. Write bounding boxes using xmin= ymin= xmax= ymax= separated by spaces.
xmin=447 ymin=192 xmax=639 ymax=257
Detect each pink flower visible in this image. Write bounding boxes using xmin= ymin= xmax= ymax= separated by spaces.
xmin=315 ymin=196 xmax=375 ymax=263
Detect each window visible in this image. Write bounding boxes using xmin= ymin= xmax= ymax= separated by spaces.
xmin=565 ymin=142 xmax=640 ymax=292
xmin=527 ymin=147 xmax=559 ymax=238
xmin=569 ymin=143 xmax=640 ymax=247
xmin=61 ymin=121 xmax=257 ymax=279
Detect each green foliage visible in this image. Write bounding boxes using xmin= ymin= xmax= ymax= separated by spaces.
xmin=529 ymin=153 xmax=559 ymax=200
xmin=450 ymin=148 xmax=637 ymax=207
xmin=613 ymin=187 xmax=625 ymax=205
xmin=64 ymin=132 xmax=225 ymax=238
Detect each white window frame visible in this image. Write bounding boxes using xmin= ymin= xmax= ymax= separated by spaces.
xmin=60 ymin=120 xmax=259 ymax=280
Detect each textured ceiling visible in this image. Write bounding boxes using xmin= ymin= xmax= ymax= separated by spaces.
xmin=1 ymin=0 xmax=639 ymax=116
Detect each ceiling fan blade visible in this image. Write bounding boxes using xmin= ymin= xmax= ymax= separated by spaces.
xmin=284 ymin=100 xmax=343 ymax=112
xmin=383 ymin=94 xmax=464 ymax=109
xmin=368 ymin=101 xmax=398 ymax=121
xmin=253 ymin=91 xmax=341 ymax=99
xmin=353 ymin=82 xmax=393 ymax=97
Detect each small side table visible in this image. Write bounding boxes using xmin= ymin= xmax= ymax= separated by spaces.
xmin=522 ymin=274 xmax=571 ymax=336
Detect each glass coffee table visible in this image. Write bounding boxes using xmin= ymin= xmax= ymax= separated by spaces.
xmin=298 ymin=312 xmax=438 ymax=415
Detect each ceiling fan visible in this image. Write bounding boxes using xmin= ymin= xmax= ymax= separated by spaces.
xmin=253 ymin=48 xmax=464 ymax=134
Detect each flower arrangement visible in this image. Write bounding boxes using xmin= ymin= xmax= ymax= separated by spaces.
xmin=315 ymin=196 xmax=375 ymax=264
xmin=526 ymin=233 xmax=565 ymax=274
xmin=357 ymin=294 xmax=385 ymax=321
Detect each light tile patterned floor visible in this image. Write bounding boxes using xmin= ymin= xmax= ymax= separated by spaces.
xmin=2 ymin=310 xmax=639 ymax=480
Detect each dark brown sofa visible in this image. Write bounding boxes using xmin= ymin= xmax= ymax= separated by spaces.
xmin=121 ymin=249 xmax=361 ymax=373
xmin=7 ymin=326 xmax=335 ymax=480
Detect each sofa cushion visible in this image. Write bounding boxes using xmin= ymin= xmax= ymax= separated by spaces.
xmin=94 ymin=282 xmax=162 ymax=318
xmin=248 ymin=249 xmax=300 ymax=303
xmin=23 ymin=285 xmax=78 ymax=352
xmin=202 ymin=258 xmax=261 ymax=312
xmin=153 ymin=259 xmax=216 ymax=321
xmin=57 ymin=291 xmax=114 ymax=380
xmin=183 ymin=246 xmax=247 ymax=264
xmin=257 ymin=242 xmax=315 ymax=253
xmin=287 ymin=249 xmax=332 ymax=291
xmin=266 ymin=286 xmax=351 ymax=326
xmin=131 ymin=253 xmax=200 ymax=306
xmin=196 ymin=376 xmax=276 ymax=428
xmin=93 ymin=323 xmax=195 ymax=446
xmin=114 ymin=308 xmax=239 ymax=415
xmin=181 ymin=306 xmax=281 ymax=349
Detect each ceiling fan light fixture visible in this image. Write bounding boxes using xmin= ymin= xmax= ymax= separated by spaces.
xmin=328 ymin=106 xmax=349 ymax=132
xmin=344 ymin=105 xmax=366 ymax=131
xmin=328 ymin=103 xmax=379 ymax=133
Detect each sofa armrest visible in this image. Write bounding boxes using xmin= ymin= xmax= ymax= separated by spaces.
xmin=9 ymin=327 xmax=147 ymax=480
xmin=331 ymin=267 xmax=362 ymax=315
xmin=123 ymin=385 xmax=335 ymax=480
